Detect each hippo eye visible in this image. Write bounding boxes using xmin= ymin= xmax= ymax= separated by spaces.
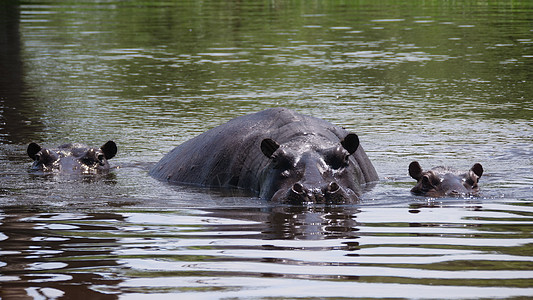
xmin=272 ymin=153 xmax=293 ymax=170
xmin=273 ymin=158 xmax=291 ymax=170
xmin=464 ymin=177 xmax=477 ymax=188
xmin=34 ymin=154 xmax=41 ymax=161
xmin=326 ymin=152 xmax=349 ymax=170
xmin=97 ymin=154 xmax=105 ymax=162
xmin=421 ymin=174 xmax=440 ymax=190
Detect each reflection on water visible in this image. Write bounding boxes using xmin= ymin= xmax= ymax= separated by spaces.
xmin=1 ymin=0 xmax=532 ymax=299
xmin=0 ymin=208 xmax=124 ymax=299
xmin=2 ymin=203 xmax=533 ymax=299
xmin=0 ymin=2 xmax=44 ymax=144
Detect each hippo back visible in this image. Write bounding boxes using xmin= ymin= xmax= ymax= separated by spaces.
xmin=149 ymin=108 xmax=378 ymax=197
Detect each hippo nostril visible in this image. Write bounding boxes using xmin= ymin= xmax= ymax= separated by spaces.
xmin=326 ymin=182 xmax=340 ymax=194
xmin=292 ymin=183 xmax=305 ymax=194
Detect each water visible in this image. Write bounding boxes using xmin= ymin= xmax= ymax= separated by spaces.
xmin=1 ymin=0 xmax=532 ymax=299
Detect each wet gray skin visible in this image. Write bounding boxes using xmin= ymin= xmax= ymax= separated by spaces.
xmin=259 ymin=133 xmax=363 ymax=204
xmin=27 ymin=141 xmax=117 ymax=174
xmin=408 ymin=161 xmax=484 ymax=197
xmin=150 ymin=108 xmax=378 ymax=204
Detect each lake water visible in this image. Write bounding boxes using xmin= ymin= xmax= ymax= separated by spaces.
xmin=1 ymin=0 xmax=532 ymax=299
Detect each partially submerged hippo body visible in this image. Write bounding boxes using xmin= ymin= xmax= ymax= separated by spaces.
xmin=27 ymin=141 xmax=117 ymax=174
xmin=150 ymin=108 xmax=379 ymax=204
xmin=409 ymin=161 xmax=484 ymax=197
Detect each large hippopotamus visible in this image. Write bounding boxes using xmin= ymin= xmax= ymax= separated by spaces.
xmin=408 ymin=161 xmax=483 ymax=197
xmin=27 ymin=141 xmax=117 ymax=174
xmin=150 ymin=108 xmax=378 ymax=204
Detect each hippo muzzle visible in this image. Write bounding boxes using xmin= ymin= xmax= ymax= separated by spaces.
xmin=260 ymin=133 xmax=363 ymax=204
xmin=270 ymin=180 xmax=356 ymax=204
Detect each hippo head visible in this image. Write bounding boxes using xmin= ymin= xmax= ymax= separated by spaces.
xmin=27 ymin=141 xmax=117 ymax=173
xmin=408 ymin=161 xmax=483 ymax=197
xmin=259 ymin=133 xmax=362 ymax=204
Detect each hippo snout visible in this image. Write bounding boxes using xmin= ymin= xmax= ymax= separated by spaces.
xmin=287 ymin=182 xmax=320 ymax=203
xmin=285 ymin=181 xmax=351 ymax=204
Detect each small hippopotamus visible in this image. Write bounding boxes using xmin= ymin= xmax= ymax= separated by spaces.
xmin=408 ymin=161 xmax=484 ymax=197
xmin=150 ymin=108 xmax=378 ymax=204
xmin=27 ymin=141 xmax=117 ymax=174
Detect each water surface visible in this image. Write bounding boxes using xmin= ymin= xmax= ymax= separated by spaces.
xmin=1 ymin=1 xmax=532 ymax=299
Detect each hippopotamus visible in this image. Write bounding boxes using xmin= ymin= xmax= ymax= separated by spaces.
xmin=27 ymin=141 xmax=117 ymax=174
xmin=150 ymin=108 xmax=378 ymax=204
xmin=408 ymin=161 xmax=484 ymax=197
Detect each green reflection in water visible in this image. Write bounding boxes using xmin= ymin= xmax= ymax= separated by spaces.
xmin=19 ymin=0 xmax=532 ymax=127
xmin=1 ymin=1 xmax=532 ymax=298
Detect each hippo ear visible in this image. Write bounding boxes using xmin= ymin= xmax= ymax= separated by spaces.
xmin=471 ymin=163 xmax=483 ymax=178
xmin=27 ymin=143 xmax=42 ymax=160
xmin=261 ymin=138 xmax=280 ymax=158
xmin=409 ymin=161 xmax=423 ymax=180
xmin=101 ymin=141 xmax=117 ymax=160
xmin=341 ymin=133 xmax=359 ymax=155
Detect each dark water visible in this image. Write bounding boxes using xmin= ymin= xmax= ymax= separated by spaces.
xmin=1 ymin=0 xmax=533 ymax=299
